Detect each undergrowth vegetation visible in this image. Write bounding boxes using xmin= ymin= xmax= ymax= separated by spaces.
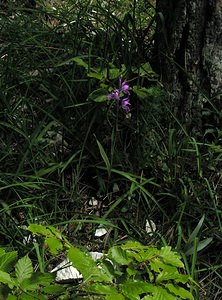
xmin=0 ymin=0 xmax=221 ymax=299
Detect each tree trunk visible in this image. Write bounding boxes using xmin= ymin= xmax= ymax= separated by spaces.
xmin=155 ymin=0 xmax=222 ymax=132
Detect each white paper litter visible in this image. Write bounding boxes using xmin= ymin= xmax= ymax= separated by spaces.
xmin=145 ymin=219 xmax=156 ymax=235
xmin=51 ymin=252 xmax=104 ymax=282
xmin=89 ymin=197 xmax=98 ymax=206
xmin=95 ymin=227 xmax=107 ymax=237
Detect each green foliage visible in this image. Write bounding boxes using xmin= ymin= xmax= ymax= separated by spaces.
xmin=0 ymin=226 xmax=194 ymax=299
xmin=0 ymin=0 xmax=221 ymax=298
xmin=72 ymin=240 xmax=195 ymax=299
xmin=0 ymin=247 xmax=65 ymax=299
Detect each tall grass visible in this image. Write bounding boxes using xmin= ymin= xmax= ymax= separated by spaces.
xmin=0 ymin=0 xmax=221 ymax=299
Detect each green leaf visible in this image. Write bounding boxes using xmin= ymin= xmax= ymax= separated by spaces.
xmin=0 ymin=270 xmax=14 ymax=287
xmin=20 ymin=272 xmax=54 ymax=291
xmin=120 ymin=280 xmax=155 ymax=300
xmin=100 ymin=66 xmax=121 ymax=79
xmin=73 ymin=57 xmax=89 ymax=70
xmin=15 ymin=256 xmax=33 ymax=285
xmin=24 ymin=272 xmax=54 ymax=289
xmin=156 ymin=271 xmax=189 ymax=284
xmin=87 ymin=72 xmax=103 ymax=80
xmin=88 ymin=88 xmax=108 ymax=102
xmin=85 ymin=283 xmax=117 ymax=295
xmin=166 ymin=283 xmax=194 ymax=300
xmin=18 ymin=292 xmax=47 ymax=300
xmin=121 ymin=241 xmax=145 ymax=250
xmin=6 ymin=295 xmax=17 ymax=300
xmin=132 ymin=86 xmax=152 ymax=100
xmin=128 ymin=248 xmax=157 ymax=263
xmin=151 ymin=286 xmax=176 ymax=300
xmin=109 ymin=246 xmax=130 ymax=265
xmin=43 ymin=284 xmax=66 ymax=294
xmin=159 ymin=246 xmax=184 ymax=268
xmin=0 ymin=251 xmax=17 ymax=272
xmin=28 ymin=224 xmax=62 ymax=239
xmin=185 ymin=237 xmax=213 ymax=256
xmin=106 ymin=294 xmax=125 ymax=300
xmin=185 ymin=215 xmax=205 ymax=250
xmin=96 ymin=139 xmax=111 ymax=177
xmin=108 ymin=68 xmax=121 ymax=79
xmin=0 ymin=249 xmax=5 ymax=257
xmin=150 ymin=259 xmax=177 ymax=274
xmin=45 ymin=237 xmax=63 ymax=255
xmin=68 ymin=247 xmax=112 ymax=282
xmin=139 ymin=62 xmax=158 ymax=79
xmin=55 ymin=56 xmax=88 ymax=69
xmin=100 ymin=260 xmax=115 ymax=278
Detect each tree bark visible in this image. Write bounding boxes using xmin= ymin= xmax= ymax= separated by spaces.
xmin=155 ymin=0 xmax=222 ymax=132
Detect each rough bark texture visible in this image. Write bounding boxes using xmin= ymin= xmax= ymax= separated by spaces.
xmin=155 ymin=0 xmax=222 ymax=131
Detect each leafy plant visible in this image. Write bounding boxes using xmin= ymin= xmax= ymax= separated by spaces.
xmin=68 ymin=241 xmax=195 ymax=300
xmin=0 ymin=223 xmax=195 ymax=299
xmin=27 ymin=224 xmax=195 ymax=299
xmin=0 ymin=247 xmax=65 ymax=300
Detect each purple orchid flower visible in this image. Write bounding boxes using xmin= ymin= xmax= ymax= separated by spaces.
xmin=107 ymin=78 xmax=131 ymax=112
xmin=121 ymin=97 xmax=131 ymax=111
xmin=121 ymin=80 xmax=130 ymax=95
xmin=107 ymin=89 xmax=120 ymax=101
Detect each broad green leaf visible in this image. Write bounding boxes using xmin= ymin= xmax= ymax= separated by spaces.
xmin=156 ymin=271 xmax=189 ymax=284
xmin=18 ymin=292 xmax=47 ymax=300
xmin=106 ymin=293 xmax=125 ymax=300
xmin=20 ymin=278 xmax=39 ymax=291
xmin=24 ymin=272 xmax=54 ymax=289
xmin=15 ymin=256 xmax=33 ymax=285
xmin=68 ymin=247 xmax=112 ymax=282
xmin=151 ymin=286 xmax=176 ymax=300
xmin=55 ymin=57 xmax=88 ymax=68
xmin=100 ymin=67 xmax=121 ymax=79
xmin=28 ymin=224 xmax=62 ymax=239
xmin=139 ymin=62 xmax=158 ymax=79
xmin=6 ymin=295 xmax=17 ymax=300
xmin=0 ymin=249 xmax=5 ymax=257
xmin=43 ymin=284 xmax=66 ymax=294
xmin=121 ymin=241 xmax=157 ymax=261
xmin=166 ymin=283 xmax=194 ymax=300
xmin=88 ymin=88 xmax=108 ymax=102
xmin=126 ymin=267 xmax=137 ymax=276
xmin=132 ymin=86 xmax=152 ymax=100
xmin=120 ymin=280 xmax=155 ymax=300
xmin=129 ymin=248 xmax=157 ymax=263
xmin=100 ymin=260 xmax=115 ymax=278
xmin=0 ymin=251 xmax=17 ymax=272
xmin=0 ymin=270 xmax=14 ymax=287
xmin=20 ymin=272 xmax=54 ymax=291
xmin=150 ymin=258 xmax=177 ymax=274
xmin=45 ymin=237 xmax=63 ymax=255
xmin=121 ymin=241 xmax=145 ymax=250
xmin=142 ymin=286 xmax=178 ymax=300
xmin=85 ymin=283 xmax=117 ymax=295
xmin=109 ymin=246 xmax=130 ymax=265
xmin=87 ymin=72 xmax=103 ymax=80
xmin=159 ymin=246 xmax=184 ymax=268
xmin=73 ymin=57 xmax=88 ymax=70
xmin=108 ymin=68 xmax=121 ymax=79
